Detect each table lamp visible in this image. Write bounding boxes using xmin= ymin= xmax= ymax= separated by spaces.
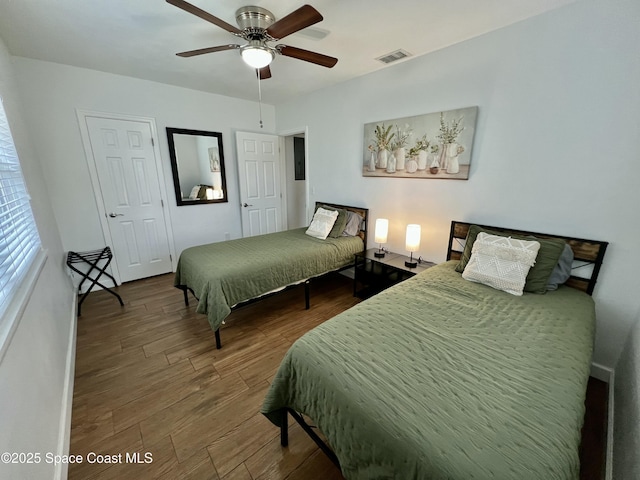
xmin=405 ymin=224 xmax=421 ymax=268
xmin=374 ymin=218 xmax=389 ymax=258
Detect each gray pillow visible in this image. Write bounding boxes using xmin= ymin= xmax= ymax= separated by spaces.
xmin=342 ymin=211 xmax=363 ymax=236
xmin=547 ymin=243 xmax=574 ymax=290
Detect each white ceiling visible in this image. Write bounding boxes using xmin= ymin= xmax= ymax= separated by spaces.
xmin=0 ymin=0 xmax=577 ymax=104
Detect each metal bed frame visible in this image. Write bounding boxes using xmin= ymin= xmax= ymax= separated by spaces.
xmin=177 ymin=202 xmax=369 ymax=349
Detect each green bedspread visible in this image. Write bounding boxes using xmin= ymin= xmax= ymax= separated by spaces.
xmin=261 ymin=261 xmax=595 ymax=480
xmin=174 ymin=227 xmax=363 ymax=331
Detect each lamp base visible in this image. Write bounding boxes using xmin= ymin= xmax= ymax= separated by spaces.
xmin=405 ymin=260 xmax=417 ymax=268
xmin=374 ymin=250 xmax=385 ymax=258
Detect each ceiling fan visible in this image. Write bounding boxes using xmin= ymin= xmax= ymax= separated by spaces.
xmin=166 ymin=0 xmax=338 ymax=79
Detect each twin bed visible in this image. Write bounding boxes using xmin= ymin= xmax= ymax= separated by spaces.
xmin=174 ymin=202 xmax=368 ymax=348
xmin=260 ymin=221 xmax=608 ymax=479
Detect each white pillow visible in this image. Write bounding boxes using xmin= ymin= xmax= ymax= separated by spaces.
xmin=462 ymin=232 xmax=541 ymax=296
xmin=305 ymin=207 xmax=339 ymax=240
xmin=342 ymin=210 xmax=363 ymax=236
xmin=188 ymin=185 xmax=200 ymax=200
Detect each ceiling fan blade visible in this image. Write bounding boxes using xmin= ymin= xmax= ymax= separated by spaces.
xmin=166 ymin=0 xmax=242 ymax=35
xmin=266 ymin=5 xmax=323 ymax=40
xmin=277 ymin=45 xmax=338 ymax=68
xmin=176 ymin=44 xmax=240 ymax=57
xmin=258 ymin=66 xmax=272 ymax=80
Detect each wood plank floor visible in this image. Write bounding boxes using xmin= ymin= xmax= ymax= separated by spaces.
xmin=69 ymin=272 xmax=607 ymax=480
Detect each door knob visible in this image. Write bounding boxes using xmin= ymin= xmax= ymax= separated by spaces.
xmin=242 ymin=203 xmax=253 ymax=207
xmin=108 ymin=212 xmax=124 ymax=218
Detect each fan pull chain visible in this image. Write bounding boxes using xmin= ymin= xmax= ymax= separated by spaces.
xmin=257 ymin=69 xmax=264 ymax=129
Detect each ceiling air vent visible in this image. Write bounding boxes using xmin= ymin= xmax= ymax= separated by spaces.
xmin=376 ymin=49 xmax=412 ymax=64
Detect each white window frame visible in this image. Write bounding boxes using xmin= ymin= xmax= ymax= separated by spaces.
xmin=0 ymin=96 xmax=46 ymax=362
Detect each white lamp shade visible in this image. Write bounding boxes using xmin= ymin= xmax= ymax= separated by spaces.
xmin=241 ymin=46 xmax=274 ymax=69
xmin=405 ymin=224 xmax=421 ymax=252
xmin=374 ymin=218 xmax=389 ymax=244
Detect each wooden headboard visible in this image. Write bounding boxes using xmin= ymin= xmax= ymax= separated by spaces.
xmin=315 ymin=202 xmax=369 ymax=247
xmin=447 ymin=221 xmax=608 ymax=295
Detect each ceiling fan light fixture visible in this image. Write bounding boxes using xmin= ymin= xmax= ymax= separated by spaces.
xmin=168 ymin=1 xmax=338 ymax=74
xmin=241 ymin=43 xmax=274 ymax=69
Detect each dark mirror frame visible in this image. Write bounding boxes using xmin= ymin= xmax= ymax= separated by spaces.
xmin=166 ymin=127 xmax=228 ymax=206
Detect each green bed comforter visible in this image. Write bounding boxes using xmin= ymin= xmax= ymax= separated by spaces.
xmin=261 ymin=261 xmax=595 ymax=480
xmin=174 ymin=227 xmax=363 ymax=331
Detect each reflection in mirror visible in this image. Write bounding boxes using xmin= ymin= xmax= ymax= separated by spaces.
xmin=166 ymin=128 xmax=228 ymax=206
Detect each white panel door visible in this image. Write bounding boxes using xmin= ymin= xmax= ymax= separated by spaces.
xmin=86 ymin=117 xmax=172 ymax=282
xmin=236 ymin=131 xmax=282 ymax=237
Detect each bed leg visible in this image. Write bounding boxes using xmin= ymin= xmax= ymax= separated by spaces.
xmin=182 ymin=288 xmax=189 ymax=306
xmin=288 ymin=409 xmax=340 ymax=467
xmin=304 ymin=280 xmax=310 ymax=310
xmin=280 ymin=409 xmax=289 ymax=447
xmin=215 ymin=329 xmax=221 ymax=349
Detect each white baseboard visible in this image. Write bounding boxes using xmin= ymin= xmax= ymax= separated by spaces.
xmin=54 ymin=293 xmax=77 ymax=480
xmin=590 ymin=362 xmax=613 ymax=382
xmin=589 ymin=362 xmax=615 ymax=480
xmin=605 ymin=370 xmax=615 ymax=480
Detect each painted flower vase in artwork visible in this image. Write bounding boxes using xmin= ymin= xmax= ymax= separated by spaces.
xmin=377 ymin=149 xmax=388 ymax=169
xmin=429 ymin=157 xmax=440 ymax=174
xmin=445 ymin=143 xmax=461 ymax=174
xmin=394 ymin=147 xmax=406 ymax=171
xmin=446 ymin=143 xmax=459 ymax=158
xmin=368 ymin=152 xmax=376 ymax=172
xmin=386 ymin=154 xmax=396 ymax=173
xmin=440 ymin=145 xmax=449 ymax=171
xmin=406 ymin=158 xmax=418 ymax=173
xmin=446 ymin=155 xmax=460 ymax=174
xmin=417 ymin=150 xmax=428 ymax=170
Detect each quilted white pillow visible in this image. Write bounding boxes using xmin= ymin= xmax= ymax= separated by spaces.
xmin=462 ymin=232 xmax=541 ymax=296
xmin=305 ymin=207 xmax=339 ymax=240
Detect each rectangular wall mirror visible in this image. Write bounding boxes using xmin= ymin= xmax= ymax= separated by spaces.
xmin=166 ymin=127 xmax=228 ymax=206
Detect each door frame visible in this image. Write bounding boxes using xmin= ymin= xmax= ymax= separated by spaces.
xmin=278 ymin=126 xmax=310 ymax=226
xmin=76 ymin=109 xmax=177 ymax=284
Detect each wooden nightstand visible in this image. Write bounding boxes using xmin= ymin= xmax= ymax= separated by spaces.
xmin=353 ymin=248 xmax=436 ymax=299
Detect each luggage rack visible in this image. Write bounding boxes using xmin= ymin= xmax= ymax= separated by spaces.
xmin=66 ymin=247 xmax=123 ymax=316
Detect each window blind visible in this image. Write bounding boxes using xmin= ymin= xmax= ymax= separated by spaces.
xmin=0 ymin=98 xmax=41 ymax=317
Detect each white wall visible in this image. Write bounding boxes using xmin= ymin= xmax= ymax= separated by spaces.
xmin=12 ymin=58 xmax=276 ymax=257
xmin=614 ymin=309 xmax=640 ymax=479
xmin=275 ymin=0 xmax=640 ymax=370
xmin=0 ymin=38 xmax=75 ymax=479
xmin=2 ymin=0 xmax=638 ymax=473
